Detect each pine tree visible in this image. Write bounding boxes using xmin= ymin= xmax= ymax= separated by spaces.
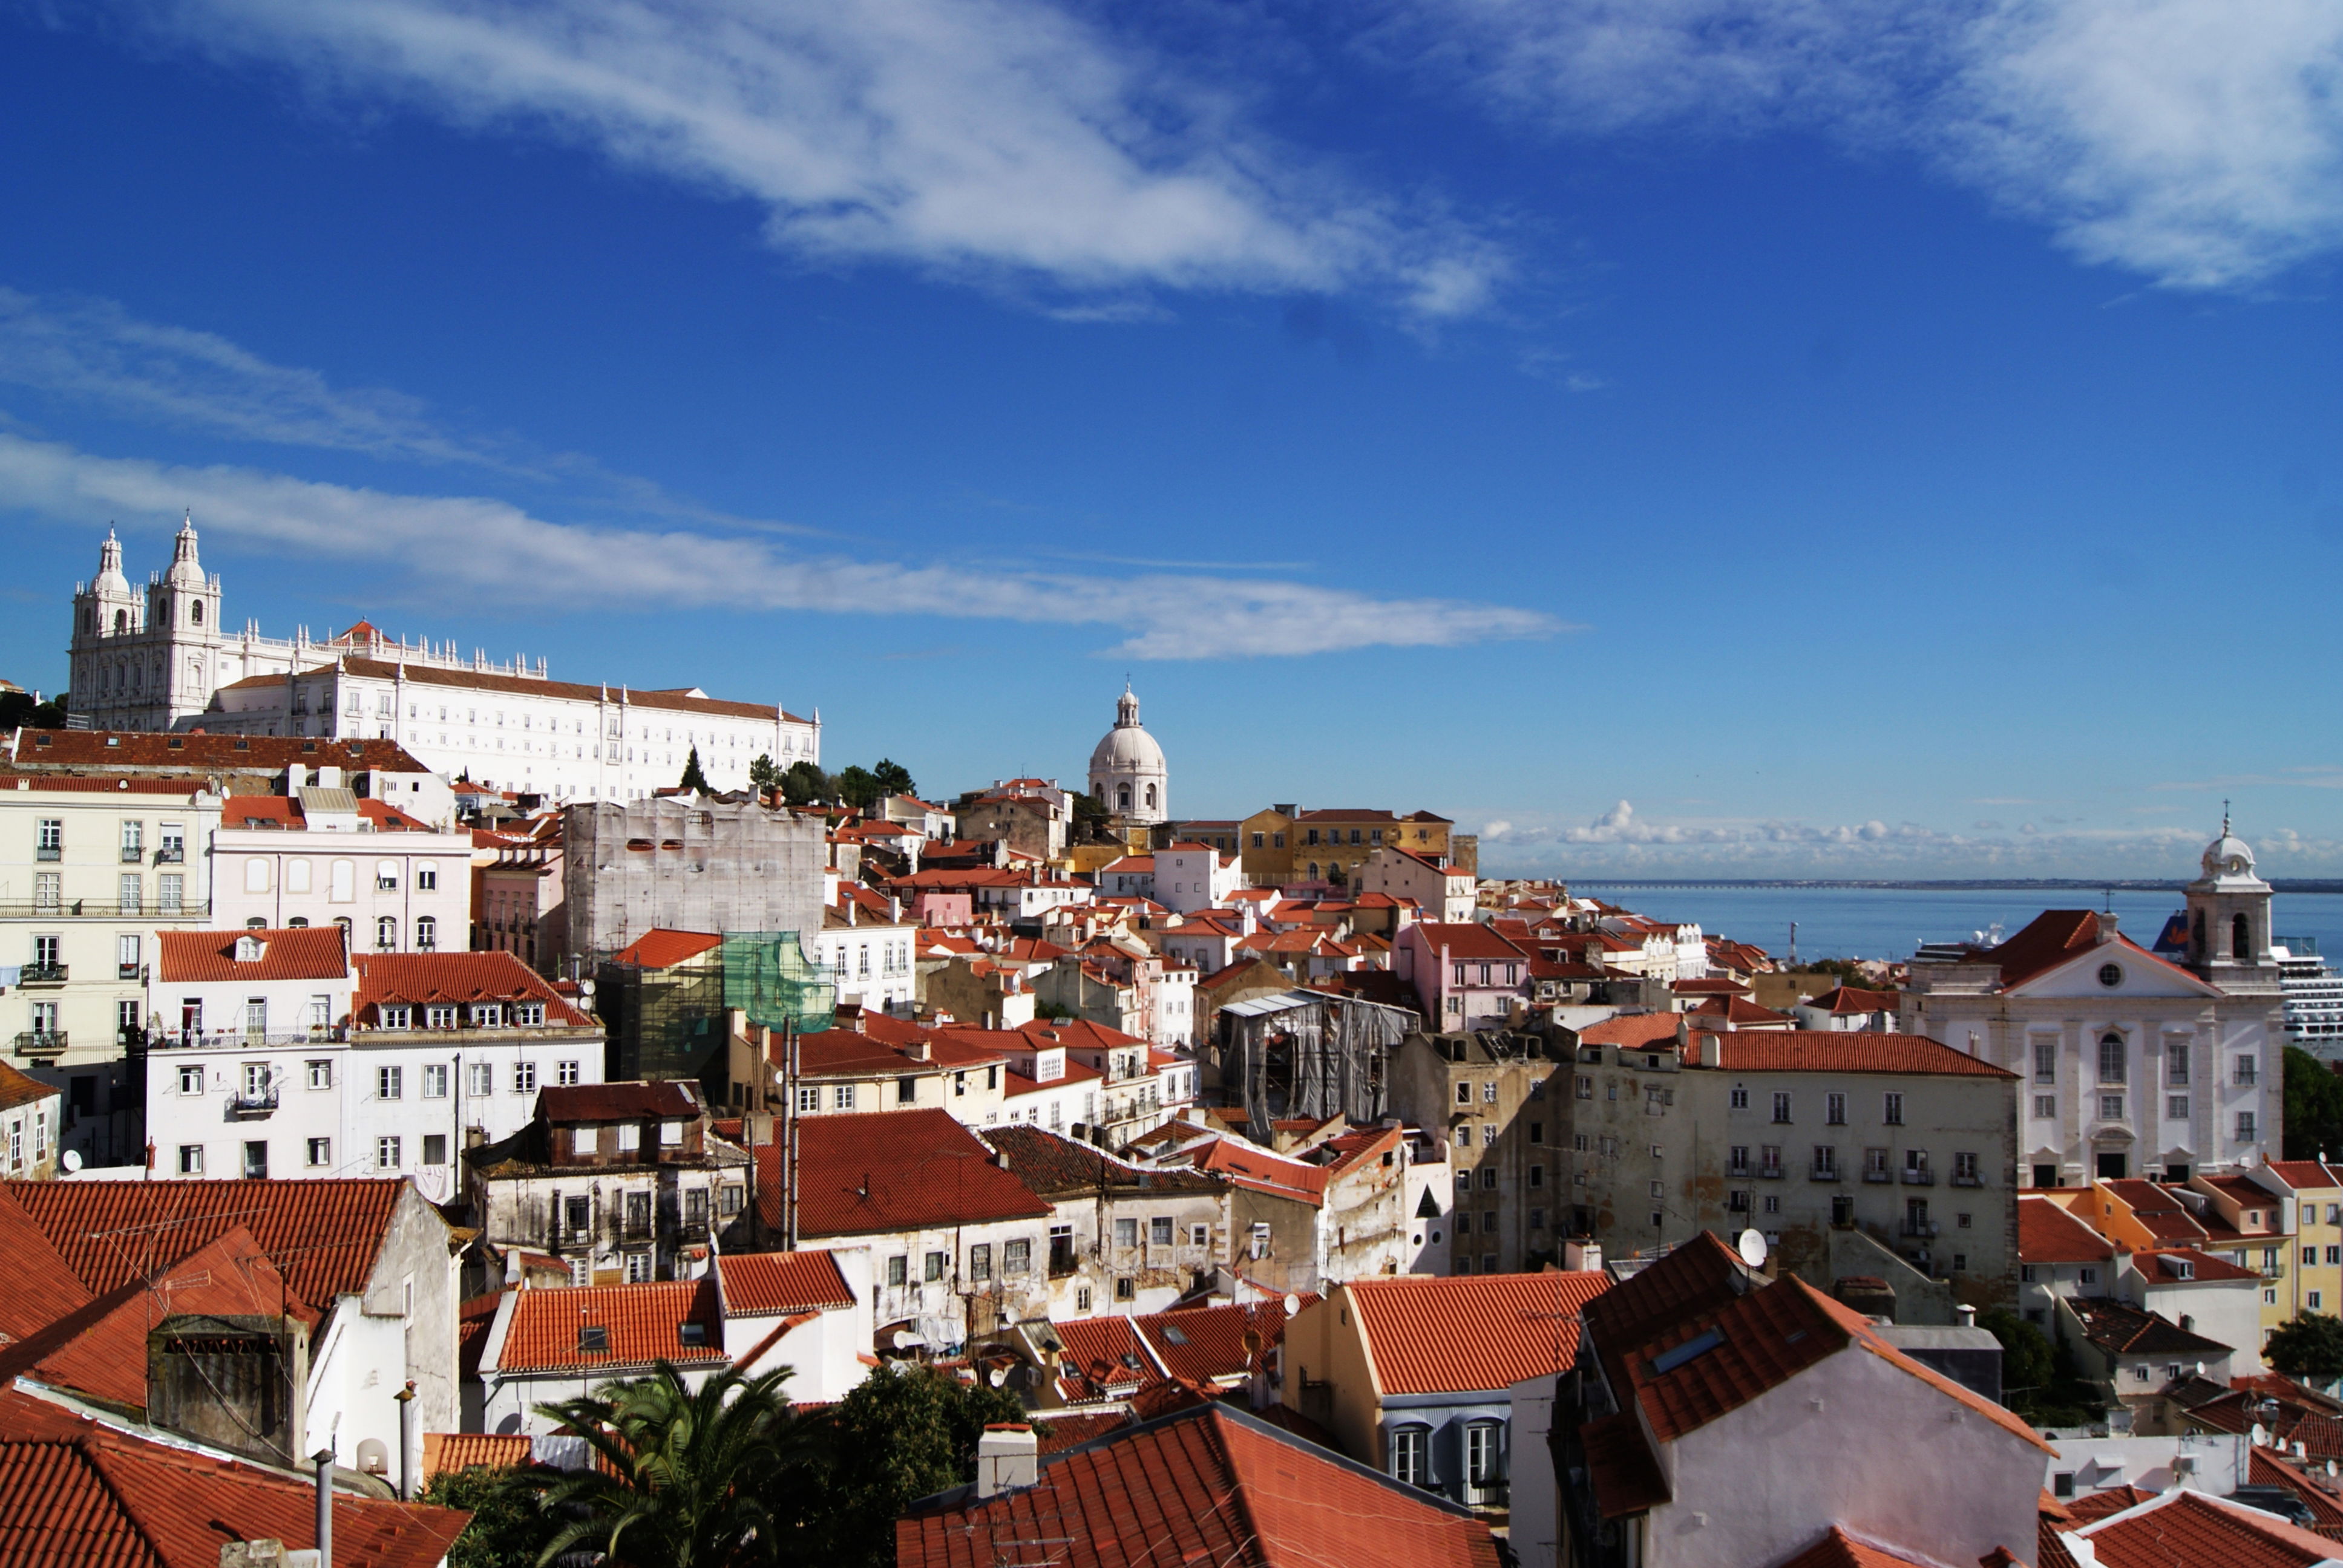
xmin=680 ymin=746 xmax=710 ymax=794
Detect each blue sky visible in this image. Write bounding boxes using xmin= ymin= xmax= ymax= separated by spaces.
xmin=1 ymin=1 xmax=2340 ymax=878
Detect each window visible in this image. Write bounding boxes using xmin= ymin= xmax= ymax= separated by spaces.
xmin=2237 ymin=1112 xmax=2259 ymax=1142
xmin=1731 ymin=1086 xmax=1748 ymax=1110
xmin=2034 ymin=1095 xmax=2057 ymax=1119
xmin=2235 ymin=1054 xmax=2260 ymax=1086
xmin=179 ymin=1065 xmax=204 ymax=1096
xmin=1728 ymin=1145 xmax=1750 ymax=1175
xmin=377 ymin=1065 xmax=402 ymax=1100
xmin=1150 ymin=1217 xmax=1174 ymax=1245
xmin=306 ymin=1059 xmax=332 ymax=1091
xmin=1481 ymin=1168 xmax=1498 ymax=1189
xmin=1578 ymin=1076 xmax=1594 ymax=1100
xmin=422 ymin=1134 xmax=447 ymax=1166
xmin=1004 ymin=1238 xmax=1031 ymax=1274
xmin=1250 ymin=1221 xmax=1270 ymax=1260
xmin=375 ymin=916 xmax=398 ymax=950
xmin=1760 ymin=1145 xmax=1783 ymax=1178
xmin=1390 ymin=1426 xmax=1427 ymax=1485
xmin=1115 ymin=1217 xmax=1138 ymax=1247
xmin=177 ymin=1143 xmax=204 ymax=1174
xmin=2169 ymin=1096 xmax=2191 ymax=1120
xmin=306 ymin=1137 xmax=331 ymax=1166
xmin=1954 ymin=1151 xmax=1980 ymax=1183
xmin=117 ymin=934 xmax=140 ymax=979
xmin=421 ymin=1063 xmax=448 ymax=1098
xmin=2168 ymin=1042 xmax=2190 ymax=1086
xmin=1455 ymin=1082 xmax=1472 ymax=1105
xmin=416 ymin=866 xmax=437 ymax=891
xmin=1772 ymin=1091 xmax=1792 ymax=1123
xmin=969 ymin=1243 xmax=992 ymax=1282
xmin=377 ymin=1136 xmax=401 ymax=1169
xmin=415 ymin=916 xmax=437 ymax=952
xmin=471 ymin=1003 xmax=504 ymax=1027
xmin=886 ymin=1255 xmax=908 ymax=1287
xmin=36 ymin=818 xmax=61 ymax=859
xmin=2099 ymin=1033 xmax=2126 ymax=1085
xmin=2079 ymin=1267 xmax=2099 ymax=1286
xmin=1483 ymin=1080 xmax=1498 ymax=1103
xmin=117 ymin=874 xmax=141 ymax=915
xmin=2100 ymin=1094 xmax=2125 ymax=1121
xmin=1464 ymin=1422 xmax=1499 ymax=1488
xmin=796 ymin=1085 xmax=820 ymax=1112
xmin=1825 ymin=1092 xmax=1846 ymax=1125
xmin=376 ymin=860 xmax=399 ymax=892
xmin=427 ymin=1004 xmax=457 ymax=1030
xmin=159 ymin=873 xmax=183 ymax=913
xmin=833 ymin=1085 xmax=855 ymax=1110
xmin=1456 ymin=1125 xmax=1472 ymax=1148
xmin=1191 ymin=1223 xmax=1210 ymax=1247
xmin=1812 ymin=1146 xmax=1838 ymax=1179
xmin=660 ymin=1120 xmax=683 ymax=1146
xmin=2033 ymin=1039 xmax=2057 ymax=1083
xmin=470 ymin=1061 xmax=494 ymax=1096
xmin=380 ymin=1005 xmax=411 ymax=1030
xmin=514 ymin=1061 xmax=537 ymax=1094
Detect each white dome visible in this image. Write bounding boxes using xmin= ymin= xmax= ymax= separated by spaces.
xmin=1090 ymin=722 xmax=1166 ymax=775
xmin=2202 ymin=833 xmax=2255 ymax=880
xmin=1087 ymin=684 xmax=1167 ymax=823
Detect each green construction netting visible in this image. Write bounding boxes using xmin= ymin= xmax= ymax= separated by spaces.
xmin=722 ymin=931 xmax=836 ymax=1033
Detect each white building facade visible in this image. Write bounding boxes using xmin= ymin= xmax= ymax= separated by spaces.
xmin=210 ymin=780 xmax=473 ymax=953
xmin=1086 ymin=685 xmax=1168 ymax=825
xmin=67 ymin=520 xmax=818 ymax=797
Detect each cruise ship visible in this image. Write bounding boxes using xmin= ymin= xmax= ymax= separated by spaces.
xmin=2275 ymin=936 xmax=2343 ymax=1056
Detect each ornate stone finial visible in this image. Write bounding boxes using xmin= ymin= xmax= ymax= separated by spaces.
xmin=2222 ymin=798 xmax=2232 ymax=838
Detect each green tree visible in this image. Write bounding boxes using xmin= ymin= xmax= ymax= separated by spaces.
xmin=781 ymin=760 xmax=833 ymax=806
xmin=680 ymin=746 xmax=711 ymax=794
xmin=423 ymin=1465 xmax=557 ymax=1568
xmin=1070 ymin=791 xmax=1113 ymax=844
xmin=1979 ymin=1307 xmax=2099 ymax=1426
xmin=534 ymin=1361 xmax=807 ymax=1568
xmin=2267 ymin=1313 xmax=2343 ymax=1383
xmin=0 ymin=689 xmax=66 ymax=730
xmin=870 ymin=759 xmax=915 ymax=799
xmin=834 ymin=765 xmax=881 ymax=811
xmin=787 ymin=1362 xmax=1030 ymax=1568
xmin=2286 ymin=1047 xmax=2343 ymax=1161
xmin=748 ymin=753 xmax=782 ymax=792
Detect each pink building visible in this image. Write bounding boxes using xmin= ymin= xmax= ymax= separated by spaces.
xmin=1394 ymin=921 xmax=1530 ymax=1029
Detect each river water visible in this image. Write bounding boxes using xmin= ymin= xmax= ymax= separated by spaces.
xmin=1564 ymin=884 xmax=2343 ymax=966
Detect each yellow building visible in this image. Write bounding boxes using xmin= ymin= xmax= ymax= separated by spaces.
xmin=2254 ymin=1160 xmax=2343 ymax=1332
xmin=1236 ymin=806 xmax=1455 ymax=891
xmin=2080 ymin=1175 xmax=2296 ymax=1347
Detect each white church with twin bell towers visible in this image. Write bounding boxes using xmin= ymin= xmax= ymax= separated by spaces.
xmin=67 ymin=515 xmax=821 ymax=799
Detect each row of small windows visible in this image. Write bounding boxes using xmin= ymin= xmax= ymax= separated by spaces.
xmin=180 ymin=1056 xmax=574 ymax=1097
xmin=177 ymin=1133 xmax=439 ymax=1178
xmin=242 ymin=858 xmax=441 ymax=895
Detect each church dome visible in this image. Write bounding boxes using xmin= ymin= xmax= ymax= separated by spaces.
xmin=2203 ymin=832 xmax=2255 ymax=881
xmin=92 ymin=527 xmax=130 ymax=597
xmin=1087 ymin=684 xmax=1167 ymax=823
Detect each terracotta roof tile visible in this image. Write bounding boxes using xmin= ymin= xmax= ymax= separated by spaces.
xmin=1702 ymin=1031 xmax=2017 ymax=1077
xmin=606 ymin=929 xmax=724 ymax=968
xmin=2 ymin=730 xmax=427 ymax=774
xmin=497 ymin=1279 xmax=724 ymax=1373
xmin=2068 ymin=1298 xmax=2233 ymax=1357
xmin=896 ymin=1403 xmax=1499 ymax=1568
xmin=754 ymin=1109 xmax=1051 ymax=1237
xmin=2076 ymin=1486 xmax=2343 ymax=1567
xmin=1410 ymin=923 xmax=1529 ymax=962
xmin=980 ymin=1125 xmax=1221 ymax=1200
xmin=2019 ymin=1195 xmax=2116 ymax=1264
xmin=421 ymin=1431 xmax=531 ymax=1480
xmin=5 ymin=1178 xmax=408 ymax=1308
xmin=355 ymin=950 xmax=595 ymax=1025
xmin=154 ymin=926 xmax=349 ymax=983
xmin=1188 ymin=1139 xmax=1329 ymax=1206
xmin=1773 ymin=1527 xmax=1944 ymax=1568
xmin=0 ymin=1062 xmax=59 ymax=1116
xmin=1802 ymin=984 xmax=1900 ymax=1013
xmin=0 ymin=1388 xmax=467 ymax=1568
xmin=327 ymin=656 xmax=807 ymax=723
xmin=538 ymin=1080 xmax=699 ymax=1122
xmin=716 ymin=1250 xmax=856 ymax=1316
xmin=1345 ymin=1272 xmax=1613 ymax=1396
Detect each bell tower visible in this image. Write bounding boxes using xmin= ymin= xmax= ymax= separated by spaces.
xmin=2183 ymin=807 xmax=2281 ymax=995
xmin=146 ymin=511 xmax=225 ymax=725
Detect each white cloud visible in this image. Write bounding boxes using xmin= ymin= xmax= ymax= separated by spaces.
xmin=0 ymin=430 xmax=1561 ymax=660
xmin=1397 ymin=0 xmax=2343 ymax=290
xmin=103 ymin=0 xmax=1506 ymax=315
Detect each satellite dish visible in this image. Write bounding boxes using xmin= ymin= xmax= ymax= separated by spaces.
xmin=60 ymin=1149 xmax=82 ymax=1174
xmin=1736 ymin=1229 xmax=1768 ymax=1268
xmin=989 ymin=1366 xmax=1008 ymax=1388
xmin=1283 ymin=1293 xmax=1301 ymax=1316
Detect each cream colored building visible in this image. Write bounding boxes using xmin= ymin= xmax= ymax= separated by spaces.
xmin=1 ymin=770 xmax=220 ymax=1165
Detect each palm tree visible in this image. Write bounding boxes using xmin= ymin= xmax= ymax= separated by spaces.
xmin=532 ymin=1361 xmax=805 ymax=1567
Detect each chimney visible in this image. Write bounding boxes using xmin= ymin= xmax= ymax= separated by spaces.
xmin=2096 ymin=912 xmax=2119 ymax=946
xmin=1955 ymin=1303 xmax=1977 ymax=1328
xmin=975 ymin=1425 xmax=1038 ymax=1497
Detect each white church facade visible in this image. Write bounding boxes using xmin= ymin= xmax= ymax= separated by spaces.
xmin=68 ymin=518 xmax=819 ymax=798
xmin=1902 ymin=823 xmax=2287 ymax=1188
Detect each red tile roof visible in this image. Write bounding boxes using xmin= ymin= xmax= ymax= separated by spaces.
xmin=0 ymin=1191 xmax=91 ymax=1347
xmin=154 ymin=926 xmax=350 ymax=983
xmin=716 ymin=1250 xmax=856 ymax=1316
xmin=2264 ymin=1161 xmax=2343 ymax=1194
xmin=1345 ymin=1272 xmax=1613 ymax=1396
xmin=2019 ymin=1195 xmax=2116 ymax=1264
xmin=1705 ymin=1031 xmax=2019 ymax=1077
xmin=0 ymin=1388 xmax=467 ymax=1568
xmin=754 ymin=1109 xmax=1051 ymax=1237
xmin=329 ymin=655 xmax=807 ymax=723
xmin=2075 ymin=1486 xmax=2343 ymax=1567
xmin=1688 ymin=996 xmax=1797 ymax=1027
xmin=353 ymin=950 xmax=595 ymax=1025
xmin=896 ymin=1403 xmax=1499 ymax=1568
xmin=1411 ymin=923 xmax=1529 ymax=962
xmin=1801 ymin=984 xmax=1900 ymax=1014
xmin=1576 ymin=1013 xmax=1686 ymax=1050
xmin=1188 ymin=1139 xmax=1329 ymax=1206
xmin=786 ymin=1028 xmax=1005 ymax=1080
xmin=1977 ymin=910 xmax=2217 ymax=995
xmin=5 ymin=1178 xmax=409 ymax=1308
xmin=2132 ymin=1247 xmax=2264 ymax=1284
xmin=497 ymin=1279 xmax=725 ymax=1374
xmin=1774 ymin=1527 xmax=1943 ymax=1568
xmin=0 ymin=1061 xmax=58 ymax=1116
xmin=2 ymin=730 xmax=428 ymax=774
xmin=607 ymin=928 xmax=723 ymax=968
xmin=2065 ymin=1485 xmax=2160 ymax=1523
xmin=538 ymin=1080 xmax=700 ymax=1122
xmin=421 ymin=1431 xmax=531 ymax=1479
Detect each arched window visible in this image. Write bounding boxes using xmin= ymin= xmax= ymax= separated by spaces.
xmin=2233 ymin=913 xmax=2252 ymax=961
xmin=1118 ymin=784 xmax=1132 ymax=810
xmin=1145 ymin=783 xmax=1157 ymax=809
xmin=416 ymin=915 xmax=437 ymax=951
xmin=191 ymin=599 xmax=203 ymax=625
xmin=2098 ymin=1033 xmax=2126 ymax=1085
xmin=1307 ymin=862 xmax=1320 ymax=880
xmin=244 ymin=916 xmax=266 ymax=930
xmin=376 ymin=916 xmax=398 ymax=951
xmin=287 ymin=916 xmax=309 ymax=928
xmin=113 ymin=609 xmax=127 ymax=635
xmin=1389 ymin=1424 xmax=1430 ymax=1486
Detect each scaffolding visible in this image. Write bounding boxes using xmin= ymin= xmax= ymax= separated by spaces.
xmin=721 ymin=932 xmax=836 ymax=1034
xmin=1217 ymin=990 xmax=1417 ymax=1140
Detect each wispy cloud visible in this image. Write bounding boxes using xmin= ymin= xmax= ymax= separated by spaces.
xmin=1390 ymin=0 xmax=2343 ymax=290
xmin=1469 ymin=796 xmax=2341 ymax=874
xmin=0 ymin=430 xmax=1562 ymax=659
xmin=93 ymin=0 xmax=1507 ymax=316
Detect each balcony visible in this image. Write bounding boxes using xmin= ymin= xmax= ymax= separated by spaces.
xmin=1808 ymin=1165 xmax=1843 ymax=1183
xmin=1950 ymin=1173 xmax=1984 ymax=1188
xmin=118 ymin=962 xmax=143 ymax=981
xmin=18 ymin=963 xmax=66 ymax=986
xmin=152 ymin=1027 xmax=348 ymax=1051
xmin=154 ymin=848 xmax=184 ymax=864
xmin=1757 ymin=1166 xmax=1784 ymax=1181
xmin=1863 ymin=1168 xmax=1893 ymax=1184
xmin=1901 ymin=1169 xmax=1935 ymax=1186
xmin=13 ymin=1031 xmax=66 ymax=1057
xmin=35 ymin=845 xmax=59 ymax=863
xmin=1901 ymin=1220 xmax=1940 ymax=1238
xmin=225 ymin=1089 xmax=279 ymax=1119
xmin=120 ymin=846 xmax=143 ymax=864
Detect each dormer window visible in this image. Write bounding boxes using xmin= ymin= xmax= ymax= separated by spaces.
xmin=514 ymin=1002 xmax=545 ymax=1026
xmin=380 ymin=1005 xmax=411 ymax=1030
xmin=470 ymin=1003 xmax=504 ymax=1027
xmin=425 ymin=1004 xmax=457 ymax=1030
xmin=235 ymin=935 xmax=264 ymax=962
